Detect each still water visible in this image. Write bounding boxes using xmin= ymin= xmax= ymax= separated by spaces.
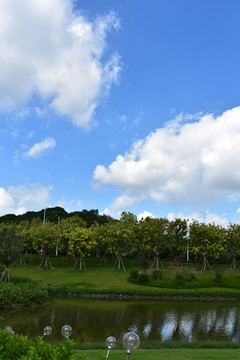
xmin=1 ymin=297 xmax=240 ymax=342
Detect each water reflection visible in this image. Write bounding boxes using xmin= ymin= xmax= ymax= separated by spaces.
xmin=1 ymin=298 xmax=240 ymax=342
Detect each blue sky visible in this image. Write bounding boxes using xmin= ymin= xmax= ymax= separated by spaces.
xmin=1 ymin=0 xmax=240 ymax=226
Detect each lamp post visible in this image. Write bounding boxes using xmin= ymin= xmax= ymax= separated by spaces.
xmin=56 ymin=216 xmax=60 ymax=256
xmin=105 ymin=336 xmax=117 ymax=358
xmin=123 ymin=332 xmax=140 ymax=360
xmin=42 ymin=326 xmax=52 ymax=339
xmin=186 ymin=219 xmax=189 ymax=262
xmin=61 ymin=325 xmax=72 ymax=340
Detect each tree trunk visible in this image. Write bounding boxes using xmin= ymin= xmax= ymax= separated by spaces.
xmin=112 ymin=255 xmax=126 ymax=272
xmin=200 ymin=255 xmax=213 ymax=273
xmin=150 ymin=255 xmax=164 ymax=271
xmin=38 ymin=254 xmax=54 ymax=270
xmin=0 ymin=267 xmax=11 ymax=283
xmin=72 ymin=256 xmax=87 ymax=271
xmin=230 ymin=255 xmax=239 ymax=269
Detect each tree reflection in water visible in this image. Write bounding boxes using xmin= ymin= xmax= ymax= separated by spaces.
xmin=1 ymin=298 xmax=240 ymax=342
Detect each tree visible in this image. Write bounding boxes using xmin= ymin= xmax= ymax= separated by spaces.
xmin=189 ymin=221 xmax=226 ymax=272
xmin=0 ymin=223 xmax=22 ymax=282
xmin=59 ymin=216 xmax=87 ymax=256
xmin=226 ymin=223 xmax=240 ymax=269
xmin=68 ymin=227 xmax=96 ymax=270
xmin=15 ymin=220 xmax=31 ymax=266
xmin=168 ymin=218 xmax=188 ymax=267
xmin=27 ymin=219 xmax=58 ymax=269
xmin=140 ymin=217 xmax=169 ymax=271
xmin=91 ymin=222 xmax=112 ymax=265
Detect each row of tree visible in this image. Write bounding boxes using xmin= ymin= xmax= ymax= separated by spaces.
xmin=1 ymin=211 xmax=240 ymax=279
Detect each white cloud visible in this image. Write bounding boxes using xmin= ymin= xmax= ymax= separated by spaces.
xmin=167 ymin=211 xmax=229 ymax=227
xmin=0 ymin=0 xmax=121 ymax=128
xmin=24 ymin=137 xmax=56 ymax=158
xmin=137 ymin=211 xmax=155 ymax=220
xmin=0 ymin=184 xmax=53 ymax=215
xmin=94 ymin=106 xmax=240 ymax=211
xmin=0 ymin=188 xmax=14 ymax=214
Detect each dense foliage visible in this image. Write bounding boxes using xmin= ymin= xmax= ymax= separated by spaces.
xmin=0 ymin=329 xmax=87 ymax=359
xmin=1 ymin=207 xmax=240 ymax=273
xmin=0 ymin=278 xmax=48 ymax=307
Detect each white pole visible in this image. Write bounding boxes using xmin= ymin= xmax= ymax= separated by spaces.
xmin=56 ymin=216 xmax=60 ymax=256
xmin=41 ymin=208 xmax=46 ymax=255
xmin=43 ymin=208 xmax=46 ymax=224
xmin=186 ymin=218 xmax=189 ymax=262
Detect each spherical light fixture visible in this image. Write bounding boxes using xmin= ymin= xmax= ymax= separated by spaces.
xmin=61 ymin=325 xmax=72 ymax=340
xmin=42 ymin=326 xmax=52 ymax=339
xmin=123 ymin=332 xmax=140 ymax=360
xmin=105 ymin=336 xmax=117 ymax=358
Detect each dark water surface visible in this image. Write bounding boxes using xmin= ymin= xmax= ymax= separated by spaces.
xmin=2 ymin=297 xmax=240 ymax=342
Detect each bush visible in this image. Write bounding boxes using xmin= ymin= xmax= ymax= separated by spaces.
xmin=175 ymin=269 xmax=195 ymax=287
xmin=130 ymin=269 xmax=139 ymax=279
xmin=214 ymin=272 xmax=223 ymax=283
xmin=0 ymin=278 xmax=49 ymax=307
xmin=175 ymin=272 xmax=185 ymax=286
xmin=182 ymin=269 xmax=195 ymax=282
xmin=0 ymin=329 xmax=87 ymax=359
xmin=138 ymin=273 xmax=149 ymax=283
xmin=139 ymin=258 xmax=149 ymax=273
xmin=152 ymin=270 xmax=162 ymax=280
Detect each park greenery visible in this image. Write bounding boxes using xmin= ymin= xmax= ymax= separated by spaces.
xmin=1 ymin=328 xmax=240 ymax=360
xmin=0 ymin=329 xmax=87 ymax=359
xmin=1 ymin=207 xmax=240 ymax=303
xmin=0 ymin=207 xmax=240 ymax=277
xmin=2 ymin=208 xmax=240 ymax=357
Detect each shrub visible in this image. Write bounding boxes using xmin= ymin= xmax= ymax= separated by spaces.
xmin=175 ymin=269 xmax=195 ymax=287
xmin=175 ymin=272 xmax=185 ymax=286
xmin=0 ymin=278 xmax=49 ymax=307
xmin=139 ymin=258 xmax=149 ymax=273
xmin=130 ymin=269 xmax=139 ymax=279
xmin=138 ymin=273 xmax=149 ymax=283
xmin=182 ymin=269 xmax=195 ymax=282
xmin=0 ymin=329 xmax=88 ymax=359
xmin=152 ymin=270 xmax=162 ymax=280
xmin=214 ymin=272 xmax=223 ymax=283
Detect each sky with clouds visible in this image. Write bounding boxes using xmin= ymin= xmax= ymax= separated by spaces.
xmin=1 ymin=0 xmax=240 ymax=226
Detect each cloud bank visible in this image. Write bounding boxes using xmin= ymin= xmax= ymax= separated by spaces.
xmin=94 ymin=106 xmax=240 ymax=211
xmin=0 ymin=184 xmax=53 ymax=216
xmin=0 ymin=0 xmax=120 ymax=128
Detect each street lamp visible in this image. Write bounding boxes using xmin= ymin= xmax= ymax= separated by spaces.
xmin=186 ymin=219 xmax=189 ymax=262
xmin=105 ymin=336 xmax=117 ymax=358
xmin=56 ymin=216 xmax=60 ymax=256
xmin=202 ymin=210 xmax=206 ymax=224
xmin=61 ymin=325 xmax=72 ymax=340
xmin=42 ymin=326 xmax=52 ymax=339
xmin=123 ymin=332 xmax=140 ymax=360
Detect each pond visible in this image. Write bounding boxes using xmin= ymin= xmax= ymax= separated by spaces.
xmin=1 ymin=297 xmax=240 ymax=342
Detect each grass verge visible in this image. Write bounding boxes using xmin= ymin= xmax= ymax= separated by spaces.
xmin=9 ymin=255 xmax=240 ymax=298
xmin=74 ymin=348 xmax=240 ymax=360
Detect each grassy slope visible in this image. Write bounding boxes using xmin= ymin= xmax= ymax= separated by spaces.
xmin=75 ymin=348 xmax=240 ymax=360
xmin=10 ymin=255 xmax=240 ymax=297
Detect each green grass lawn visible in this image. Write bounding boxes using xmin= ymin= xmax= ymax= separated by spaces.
xmin=75 ymin=348 xmax=240 ymax=360
xmin=9 ymin=255 xmax=240 ymax=297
